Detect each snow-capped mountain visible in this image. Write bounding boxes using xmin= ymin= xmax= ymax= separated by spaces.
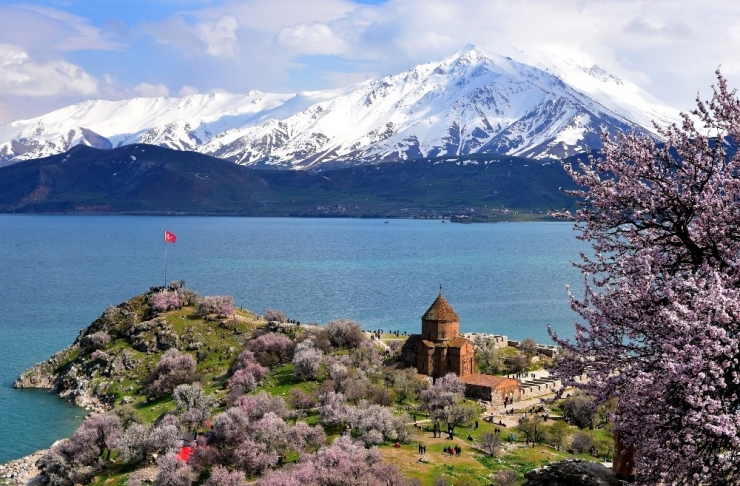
xmin=0 ymin=47 xmax=680 ymax=170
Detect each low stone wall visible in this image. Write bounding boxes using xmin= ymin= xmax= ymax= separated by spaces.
xmin=518 ymin=378 xmax=562 ymax=400
xmin=463 ymin=332 xmax=509 ymax=349
xmin=507 ymin=340 xmax=559 ymax=358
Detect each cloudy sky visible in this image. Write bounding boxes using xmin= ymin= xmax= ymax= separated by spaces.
xmin=1 ymin=0 xmax=739 ymax=124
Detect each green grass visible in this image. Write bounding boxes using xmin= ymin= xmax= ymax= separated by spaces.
xmin=257 ymin=363 xmax=320 ymax=396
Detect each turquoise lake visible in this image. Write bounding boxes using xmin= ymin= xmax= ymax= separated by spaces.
xmin=0 ymin=215 xmax=588 ymax=463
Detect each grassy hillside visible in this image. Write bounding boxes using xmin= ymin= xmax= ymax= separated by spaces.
xmin=12 ymin=288 xmax=614 ymax=486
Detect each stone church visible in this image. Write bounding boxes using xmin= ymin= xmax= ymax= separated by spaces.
xmin=400 ymin=291 xmax=521 ymax=403
xmin=401 ymin=292 xmax=475 ymax=378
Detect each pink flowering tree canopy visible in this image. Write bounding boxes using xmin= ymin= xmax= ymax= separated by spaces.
xmin=550 ymin=71 xmax=740 ymax=484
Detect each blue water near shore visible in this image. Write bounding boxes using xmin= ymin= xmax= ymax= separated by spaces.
xmin=0 ymin=215 xmax=587 ymax=463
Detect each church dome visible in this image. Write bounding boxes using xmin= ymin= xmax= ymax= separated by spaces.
xmin=422 ymin=293 xmax=459 ymax=322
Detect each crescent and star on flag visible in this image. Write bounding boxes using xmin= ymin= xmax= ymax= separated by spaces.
xmin=165 ymin=230 xmax=177 ymax=243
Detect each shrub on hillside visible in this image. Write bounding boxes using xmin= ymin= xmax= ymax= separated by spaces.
xmin=155 ymin=452 xmax=195 ymax=486
xmin=570 ymin=431 xmax=594 ymax=454
xmin=234 ymin=391 xmax=288 ymax=421
xmin=38 ymin=413 xmax=123 ymax=485
xmin=173 ymin=383 xmax=217 ymax=431
xmin=197 ymin=295 xmax=234 ymax=318
xmin=145 ymin=349 xmax=197 ymax=397
xmin=479 ymin=431 xmax=502 ymax=456
xmin=257 ymin=435 xmax=408 ymax=486
xmin=264 ymin=308 xmax=286 ymax=323
xmin=204 ymin=466 xmax=248 ymax=486
xmin=562 ymin=392 xmax=597 ymax=429
xmin=150 ymin=291 xmax=182 ymax=312
xmin=80 ymin=331 xmax=111 ymax=351
xmin=326 ymin=318 xmax=365 ymax=349
xmin=292 ymin=340 xmax=324 ymax=380
xmin=247 ymin=332 xmax=294 ymax=367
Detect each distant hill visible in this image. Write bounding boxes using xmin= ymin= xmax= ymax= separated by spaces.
xmin=0 ymin=144 xmax=579 ymax=218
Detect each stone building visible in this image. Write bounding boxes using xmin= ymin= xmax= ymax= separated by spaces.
xmin=401 ymin=291 xmax=522 ymax=403
xmin=460 ymin=373 xmax=520 ymax=404
xmin=401 ymin=292 xmax=475 ymax=379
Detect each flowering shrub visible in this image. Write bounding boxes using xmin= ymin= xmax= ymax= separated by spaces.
xmin=197 ymin=295 xmax=234 ymax=318
xmin=146 ymin=350 xmax=197 ymax=397
xmin=257 ymin=436 xmax=407 ymax=486
xmin=326 ymin=318 xmax=366 ymax=349
xmin=247 ymin=332 xmax=294 ymax=367
xmin=150 ymin=291 xmax=182 ymax=312
xmin=292 ymin=340 xmax=324 ymax=380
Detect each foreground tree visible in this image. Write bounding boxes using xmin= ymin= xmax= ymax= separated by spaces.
xmin=551 ymin=72 xmax=740 ymax=484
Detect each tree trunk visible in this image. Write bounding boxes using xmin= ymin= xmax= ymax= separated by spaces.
xmin=613 ymin=430 xmax=636 ymax=482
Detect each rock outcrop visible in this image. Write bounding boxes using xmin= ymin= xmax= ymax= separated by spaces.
xmin=523 ymin=459 xmax=626 ymax=486
xmin=0 ymin=449 xmax=46 ymax=486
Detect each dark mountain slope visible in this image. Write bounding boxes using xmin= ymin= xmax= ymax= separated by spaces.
xmin=0 ymin=144 xmax=579 ymax=218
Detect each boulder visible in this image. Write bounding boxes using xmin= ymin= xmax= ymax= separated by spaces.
xmin=523 ymin=460 xmax=625 ymax=486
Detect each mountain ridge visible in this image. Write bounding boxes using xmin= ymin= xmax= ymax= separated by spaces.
xmin=0 ymin=47 xmax=679 ymax=170
xmin=0 ymin=143 xmax=579 ymax=218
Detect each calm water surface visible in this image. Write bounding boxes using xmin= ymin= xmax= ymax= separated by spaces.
xmin=0 ymin=215 xmax=587 ymax=462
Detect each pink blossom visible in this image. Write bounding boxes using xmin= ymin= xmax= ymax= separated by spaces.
xmin=550 ymin=71 xmax=740 ymax=484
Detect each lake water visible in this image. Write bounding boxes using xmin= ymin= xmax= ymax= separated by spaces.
xmin=0 ymin=215 xmax=587 ymax=463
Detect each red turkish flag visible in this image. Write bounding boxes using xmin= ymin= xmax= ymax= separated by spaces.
xmin=164 ymin=230 xmax=177 ymax=243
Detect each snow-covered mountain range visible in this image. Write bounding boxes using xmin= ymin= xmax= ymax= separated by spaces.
xmin=0 ymin=47 xmax=679 ymax=170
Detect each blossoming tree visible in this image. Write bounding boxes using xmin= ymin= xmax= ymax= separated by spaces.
xmin=551 ymin=72 xmax=740 ymax=484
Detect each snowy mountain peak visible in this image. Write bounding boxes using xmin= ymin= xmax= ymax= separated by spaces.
xmin=0 ymin=47 xmax=680 ymax=169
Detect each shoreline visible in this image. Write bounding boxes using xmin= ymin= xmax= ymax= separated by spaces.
xmin=0 ymin=212 xmax=560 ymax=222
xmin=0 ymin=449 xmax=46 ymax=486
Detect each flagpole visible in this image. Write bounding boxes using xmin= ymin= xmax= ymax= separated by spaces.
xmin=164 ymin=230 xmax=167 ymax=288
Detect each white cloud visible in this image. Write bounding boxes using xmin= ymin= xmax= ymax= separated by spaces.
xmin=276 ymin=23 xmax=347 ymax=55
xmin=144 ymin=14 xmax=239 ymax=58
xmin=179 ymin=85 xmax=200 ymax=96
xmin=195 ymin=15 xmax=239 ymax=57
xmin=0 ymin=44 xmax=97 ymax=97
xmin=4 ymin=0 xmax=740 ymax=123
xmin=133 ymin=83 xmax=170 ymax=97
xmin=323 ymin=71 xmax=376 ymax=88
xmin=0 ymin=5 xmax=121 ymax=52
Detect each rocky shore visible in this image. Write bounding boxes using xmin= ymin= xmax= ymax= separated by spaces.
xmin=13 ymin=345 xmax=108 ymax=413
xmin=0 ymin=449 xmax=46 ymax=486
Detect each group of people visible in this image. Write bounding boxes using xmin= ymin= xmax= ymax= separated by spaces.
xmin=443 ymin=445 xmax=462 ymax=456
xmin=429 ymin=422 xmax=454 ymax=439
xmin=417 ymin=443 xmax=427 ymax=454
xmin=371 ymin=329 xmax=407 ymax=339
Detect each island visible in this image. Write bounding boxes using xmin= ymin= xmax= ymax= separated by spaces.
xmin=2 ymin=284 xmax=623 ymax=486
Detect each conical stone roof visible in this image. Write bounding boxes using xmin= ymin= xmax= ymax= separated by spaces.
xmin=422 ymin=293 xmax=459 ymax=322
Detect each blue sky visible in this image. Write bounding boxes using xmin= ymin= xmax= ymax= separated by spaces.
xmin=1 ymin=0 xmax=740 ymax=123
